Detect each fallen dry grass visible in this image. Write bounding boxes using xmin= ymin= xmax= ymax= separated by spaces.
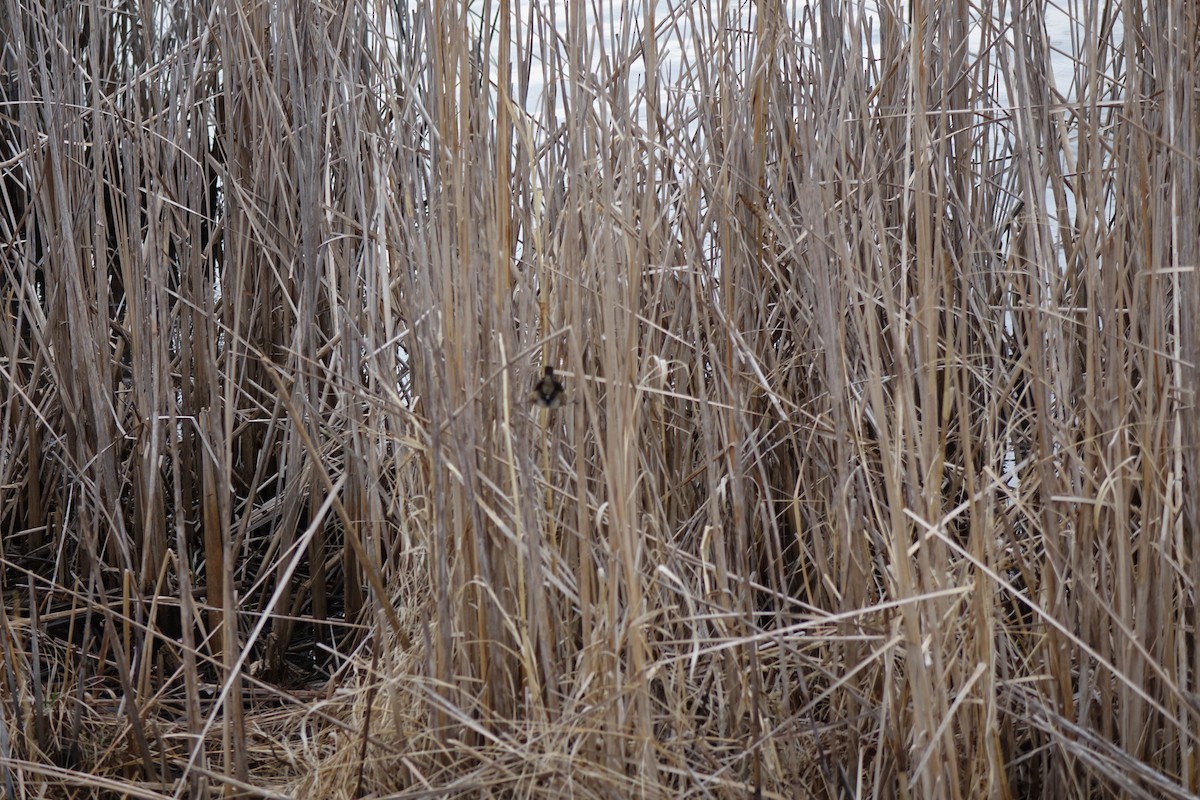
xmin=1 ymin=0 xmax=1198 ymax=798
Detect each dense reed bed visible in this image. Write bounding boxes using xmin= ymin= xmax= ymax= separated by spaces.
xmin=1 ymin=0 xmax=1198 ymax=797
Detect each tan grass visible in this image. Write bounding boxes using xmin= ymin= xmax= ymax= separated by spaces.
xmin=1 ymin=0 xmax=1198 ymax=797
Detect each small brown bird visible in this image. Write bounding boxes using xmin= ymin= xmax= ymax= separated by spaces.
xmin=530 ymin=366 xmax=566 ymax=408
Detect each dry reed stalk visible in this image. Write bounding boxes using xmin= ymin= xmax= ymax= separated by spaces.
xmin=0 ymin=0 xmax=1198 ymax=798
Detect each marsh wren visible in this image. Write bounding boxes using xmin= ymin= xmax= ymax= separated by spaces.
xmin=530 ymin=366 xmax=566 ymax=408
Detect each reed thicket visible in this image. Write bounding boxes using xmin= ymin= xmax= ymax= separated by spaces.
xmin=1 ymin=0 xmax=1197 ymax=798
